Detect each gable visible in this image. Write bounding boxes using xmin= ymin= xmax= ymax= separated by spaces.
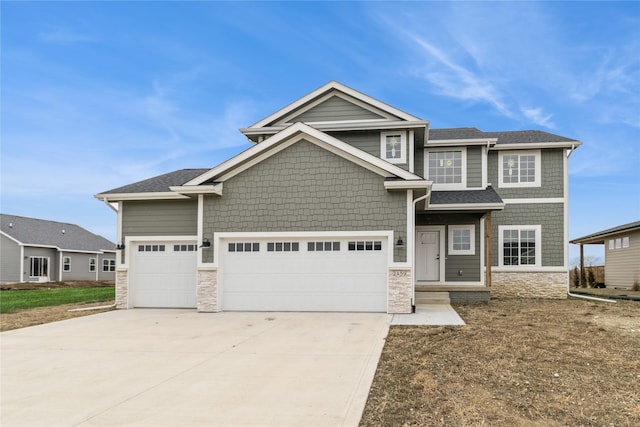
xmin=281 ymin=94 xmax=385 ymax=124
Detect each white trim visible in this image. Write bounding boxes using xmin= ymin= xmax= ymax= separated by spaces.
xmin=424 ymin=146 xmax=467 ymax=191
xmin=407 ymin=191 xmax=415 ymax=304
xmin=187 ymin=122 xmax=423 ymax=185
xmin=169 ymin=184 xmax=223 ymax=196
xmin=248 ymin=81 xmax=420 ymax=129
xmin=480 ymin=216 xmax=485 ymax=286
xmin=490 ymin=142 xmax=580 ymax=150
xmin=563 ymin=148 xmax=570 ymax=269
xmin=20 ymin=245 xmax=24 ymax=282
xmin=481 ymin=145 xmax=488 ymax=187
xmin=122 ymin=235 xmax=198 ymax=269
xmin=383 ymin=180 xmax=431 ymax=190
xmin=427 ymin=203 xmax=505 ymax=211
xmin=426 ymin=138 xmax=497 ymax=146
xmin=448 ymin=224 xmax=475 ymax=255
xmin=0 ymin=230 xmax=22 ymax=245
xmin=493 ymin=266 xmax=569 ymax=273
xmin=197 ymin=194 xmax=204 ymax=268
xmin=498 ymin=150 xmax=541 ymax=188
xmin=409 ymin=130 xmax=415 ymax=173
xmin=498 ymin=225 xmax=542 ymax=268
xmin=503 ymin=198 xmax=564 ymax=204
xmin=96 ymin=192 xmax=189 ymax=202
xmin=380 ymin=131 xmax=407 ymax=164
xmin=240 ymin=120 xmax=429 ymax=139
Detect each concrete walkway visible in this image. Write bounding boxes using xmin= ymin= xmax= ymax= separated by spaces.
xmin=1 ymin=310 xmax=390 ymax=427
xmin=391 ymin=304 xmax=466 ymax=326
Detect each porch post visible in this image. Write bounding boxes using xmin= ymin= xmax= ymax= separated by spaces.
xmin=579 ymin=243 xmax=585 ymax=287
xmin=485 ymin=212 xmax=492 ymax=287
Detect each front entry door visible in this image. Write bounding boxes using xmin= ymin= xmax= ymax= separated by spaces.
xmin=416 ymin=230 xmax=440 ymax=281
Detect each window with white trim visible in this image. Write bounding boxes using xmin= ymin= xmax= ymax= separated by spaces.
xmin=499 ymin=225 xmax=541 ymax=267
xmin=448 ymin=225 xmax=475 ymax=255
xmin=498 ymin=150 xmax=541 ymax=188
xmin=622 ymin=237 xmax=630 ymax=248
xmin=62 ymin=256 xmax=71 ymax=272
xmin=425 ymin=148 xmax=466 ymax=189
xmin=609 ymin=239 xmax=615 ymax=250
xmin=89 ymin=258 xmax=96 ymax=272
xmin=380 ymin=132 xmax=406 ymax=164
xmin=102 ymin=259 xmax=116 ymax=272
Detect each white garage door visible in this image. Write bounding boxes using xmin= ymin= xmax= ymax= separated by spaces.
xmin=133 ymin=241 xmax=197 ymax=308
xmin=222 ymin=237 xmax=387 ymax=312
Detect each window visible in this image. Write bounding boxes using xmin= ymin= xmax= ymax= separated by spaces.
xmin=228 ymin=242 xmax=260 ymax=252
xmin=30 ymin=257 xmax=49 ymax=277
xmin=267 ymin=242 xmax=299 ymax=252
xmin=448 ymin=225 xmax=475 ymax=255
xmin=62 ymin=256 xmax=71 ymax=272
xmin=89 ymin=258 xmax=96 ymax=272
xmin=622 ymin=237 xmax=630 ymax=248
xmin=609 ymin=239 xmax=615 ymax=250
xmin=308 ymin=241 xmax=340 ymax=252
xmin=102 ymin=259 xmax=116 ymax=272
xmin=426 ymin=149 xmax=466 ymax=188
xmin=380 ymin=132 xmax=406 ymax=164
xmin=174 ymin=244 xmax=197 ymax=252
xmin=348 ymin=240 xmax=382 ymax=251
xmin=499 ymin=225 xmax=541 ymax=267
xmin=615 ymin=238 xmax=622 ymax=249
xmin=138 ymin=245 xmax=165 ymax=252
xmin=498 ymin=150 xmax=541 ymax=188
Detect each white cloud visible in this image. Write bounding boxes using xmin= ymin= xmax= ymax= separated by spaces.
xmin=521 ymin=107 xmax=555 ymax=129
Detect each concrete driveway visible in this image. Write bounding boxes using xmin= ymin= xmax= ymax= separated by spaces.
xmin=1 ymin=309 xmax=390 ymax=427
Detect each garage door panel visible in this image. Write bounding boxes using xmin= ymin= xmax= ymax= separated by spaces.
xmin=222 ymin=237 xmax=388 ymax=312
xmin=133 ymin=241 xmax=197 ymax=308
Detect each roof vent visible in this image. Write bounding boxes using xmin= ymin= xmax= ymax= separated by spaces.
xmin=9 ymin=223 xmax=13 ymax=228
xmin=62 ymin=229 xmax=66 ymax=234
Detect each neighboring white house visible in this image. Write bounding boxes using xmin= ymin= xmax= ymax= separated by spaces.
xmin=570 ymin=221 xmax=640 ymax=290
xmin=0 ymin=214 xmax=116 ymax=283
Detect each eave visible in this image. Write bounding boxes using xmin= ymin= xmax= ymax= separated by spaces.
xmin=426 ymin=138 xmax=497 ymax=147
xmin=490 ymin=141 xmax=581 ymax=150
xmin=426 ymin=202 xmax=505 ymax=211
xmin=95 ymin=192 xmax=190 ymax=202
xmin=384 ymin=180 xmax=432 ymax=191
xmin=169 ymin=184 xmax=223 ymax=196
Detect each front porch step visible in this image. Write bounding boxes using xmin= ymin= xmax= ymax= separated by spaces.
xmin=415 ymin=291 xmax=450 ymax=305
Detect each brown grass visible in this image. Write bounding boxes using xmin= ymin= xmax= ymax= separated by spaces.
xmin=360 ymin=298 xmax=640 ymax=427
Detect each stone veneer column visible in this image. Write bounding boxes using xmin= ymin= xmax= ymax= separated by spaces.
xmin=197 ymin=268 xmax=218 ymax=312
xmin=491 ymin=271 xmax=568 ymax=299
xmin=115 ymin=269 xmax=128 ymax=308
xmin=388 ymin=268 xmax=412 ymax=313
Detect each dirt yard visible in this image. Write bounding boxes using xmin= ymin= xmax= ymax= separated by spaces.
xmin=361 ymin=298 xmax=640 ymax=427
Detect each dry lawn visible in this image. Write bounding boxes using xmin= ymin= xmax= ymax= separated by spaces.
xmin=361 ymin=298 xmax=640 ymax=427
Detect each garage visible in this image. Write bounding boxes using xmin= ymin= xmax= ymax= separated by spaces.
xmin=132 ymin=241 xmax=198 ymax=308
xmin=221 ymin=236 xmax=388 ymax=312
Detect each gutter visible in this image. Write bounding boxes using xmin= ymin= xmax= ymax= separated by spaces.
xmin=567 ymin=291 xmax=615 ymax=303
xmin=68 ymin=303 xmax=116 ymax=312
xmin=411 ymin=189 xmax=432 ymax=309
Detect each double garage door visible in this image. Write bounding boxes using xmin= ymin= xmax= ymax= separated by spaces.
xmin=132 ymin=236 xmax=388 ymax=312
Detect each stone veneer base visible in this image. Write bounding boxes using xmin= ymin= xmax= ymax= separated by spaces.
xmin=115 ymin=269 xmax=128 ymax=308
xmin=388 ymin=268 xmax=412 ymax=313
xmin=491 ymin=271 xmax=568 ymax=299
xmin=197 ymin=268 xmax=218 ymax=312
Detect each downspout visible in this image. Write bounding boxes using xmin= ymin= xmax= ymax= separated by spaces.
xmin=567 ymin=144 xmax=616 ymax=303
xmin=411 ymin=188 xmax=432 ymax=308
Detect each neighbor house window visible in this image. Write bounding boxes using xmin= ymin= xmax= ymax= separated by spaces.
xmin=499 ymin=225 xmax=541 ymax=267
xmin=622 ymin=237 xmax=630 ymax=248
xmin=615 ymin=238 xmax=622 ymax=249
xmin=102 ymin=259 xmax=116 ymax=272
xmin=609 ymin=239 xmax=615 ymax=250
xmin=498 ymin=150 xmax=541 ymax=188
xmin=63 ymin=256 xmax=71 ymax=272
xmin=30 ymin=257 xmax=49 ymax=277
xmin=380 ymin=132 xmax=406 ymax=164
xmin=89 ymin=258 xmax=96 ymax=272
xmin=426 ymin=149 xmax=466 ymax=188
xmin=448 ymin=225 xmax=475 ymax=255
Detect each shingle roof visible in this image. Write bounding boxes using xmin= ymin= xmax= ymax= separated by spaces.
xmin=0 ymin=214 xmax=115 ymax=252
xmin=430 ymin=187 xmax=504 ymax=205
xmin=99 ymin=169 xmax=209 ymax=194
xmin=570 ymin=220 xmax=640 ymax=244
xmin=429 ymin=127 xmax=579 ymax=144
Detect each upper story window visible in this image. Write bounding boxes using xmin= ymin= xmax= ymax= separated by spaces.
xmin=498 ymin=150 xmax=541 ymax=188
xmin=425 ymin=148 xmax=466 ymax=189
xmin=380 ymin=132 xmax=406 ymax=164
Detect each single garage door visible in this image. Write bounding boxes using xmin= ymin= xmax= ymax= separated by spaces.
xmin=133 ymin=241 xmax=197 ymax=308
xmin=222 ymin=237 xmax=387 ymax=312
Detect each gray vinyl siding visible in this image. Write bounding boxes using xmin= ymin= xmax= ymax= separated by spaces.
xmin=466 ymin=146 xmax=482 ymax=188
xmin=416 ymin=213 xmax=482 ymax=282
xmin=203 ymin=139 xmax=407 ymax=263
xmin=414 ymin=145 xmax=424 ymax=178
xmin=604 ymin=230 xmax=640 ymax=289
xmin=97 ymin=254 xmax=117 ymax=281
xmin=23 ymin=247 xmax=58 ymax=282
xmin=60 ymin=252 xmax=99 ymax=281
xmin=488 ymin=148 xmax=565 ymax=199
xmin=121 ymin=200 xmax=198 ymax=238
xmin=284 ymin=95 xmax=384 ymax=123
xmin=0 ymin=234 xmax=21 ymax=282
xmin=491 ymin=203 xmax=565 ymax=267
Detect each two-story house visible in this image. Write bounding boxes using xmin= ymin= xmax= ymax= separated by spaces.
xmin=96 ymin=82 xmax=580 ymax=313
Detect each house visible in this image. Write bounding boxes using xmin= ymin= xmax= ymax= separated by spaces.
xmin=95 ymin=81 xmax=580 ymax=313
xmin=0 ymin=214 xmax=116 ymax=283
xmin=570 ymin=221 xmax=640 ymax=289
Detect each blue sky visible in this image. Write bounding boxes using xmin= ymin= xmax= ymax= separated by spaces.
xmin=2 ymin=1 xmax=639 ymax=264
